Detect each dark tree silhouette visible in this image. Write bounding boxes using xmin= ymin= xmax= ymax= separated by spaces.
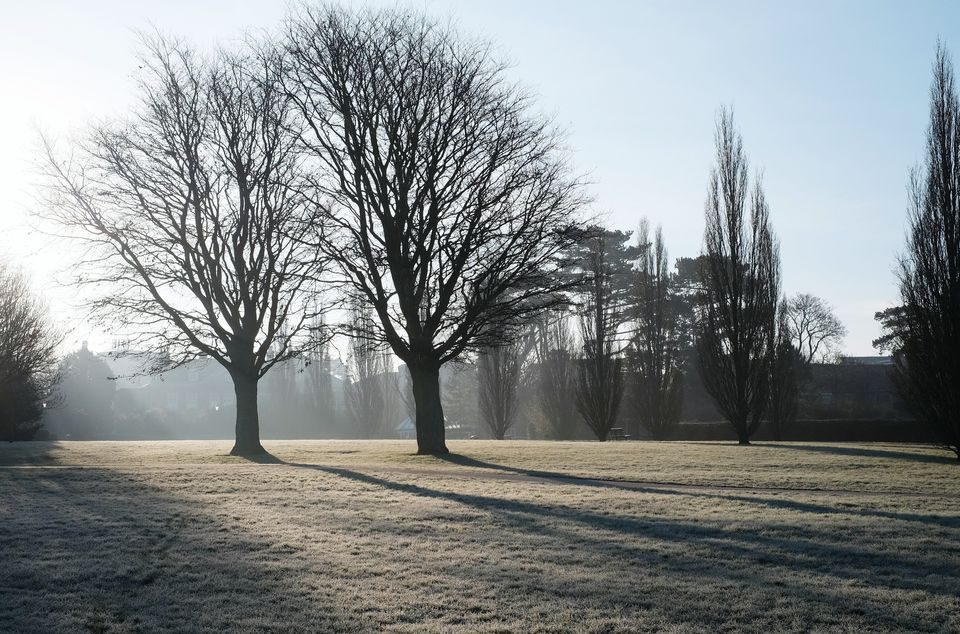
xmin=284 ymin=6 xmax=585 ymax=454
xmin=893 ymin=44 xmax=960 ymax=460
xmin=534 ymin=312 xmax=580 ymax=439
xmin=872 ymin=305 xmax=908 ymax=352
xmin=43 ymin=38 xmax=329 ymax=456
xmin=627 ymin=220 xmax=682 ymax=440
xmin=303 ymin=319 xmax=339 ymax=432
xmin=767 ymin=305 xmax=800 ymax=441
xmin=672 ymin=255 xmax=710 ymax=358
xmin=697 ymin=108 xmax=781 ymax=445
xmin=573 ymin=228 xmax=633 ymax=441
xmin=784 ymin=293 xmax=847 ymax=363
xmin=0 ymin=263 xmax=61 ymax=441
xmin=477 ymin=331 xmax=534 ymax=440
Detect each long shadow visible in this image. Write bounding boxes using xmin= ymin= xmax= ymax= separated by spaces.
xmin=289 ymin=460 xmax=960 ymax=632
xmin=690 ymin=440 xmax=956 ymax=465
xmin=235 ymin=450 xmax=287 ymax=464
xmin=435 ymin=453 xmax=584 ymax=481
xmin=0 ymin=464 xmax=371 ymax=633
xmin=6 ymin=456 xmax=954 ymax=631
xmin=430 ymin=453 xmax=960 ymax=528
xmin=752 ymin=442 xmax=957 ymax=465
xmin=0 ymin=440 xmax=63 ymax=466
xmin=285 ymin=462 xmax=960 ymax=588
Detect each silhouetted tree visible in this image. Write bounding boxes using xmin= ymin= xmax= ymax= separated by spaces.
xmin=768 ymin=305 xmax=800 ymax=441
xmin=284 ymin=6 xmax=585 ymax=454
xmin=43 ymin=342 xmax=116 ymax=440
xmin=303 ymin=322 xmax=339 ymax=433
xmin=573 ymin=228 xmax=633 ymax=441
xmin=627 ymin=220 xmax=682 ymax=440
xmin=0 ymin=263 xmax=61 ymax=440
xmin=697 ymin=108 xmax=781 ymax=445
xmin=672 ymin=256 xmax=710 ymax=358
xmin=784 ymin=293 xmax=847 ymax=363
xmin=892 ymin=44 xmax=960 ymax=460
xmin=872 ymin=305 xmax=908 ymax=353
xmin=345 ymin=303 xmax=392 ymax=438
xmin=535 ymin=312 xmax=580 ymax=439
xmin=478 ymin=331 xmax=534 ymax=439
xmin=43 ymin=37 xmax=330 ymax=455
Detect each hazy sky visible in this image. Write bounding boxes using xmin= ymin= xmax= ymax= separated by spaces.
xmin=2 ymin=0 xmax=958 ymax=355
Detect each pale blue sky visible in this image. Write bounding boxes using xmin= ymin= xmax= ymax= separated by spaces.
xmin=1 ymin=0 xmax=957 ymax=354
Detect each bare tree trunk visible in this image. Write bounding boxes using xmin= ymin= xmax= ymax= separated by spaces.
xmin=736 ymin=424 xmax=751 ymax=445
xmin=409 ymin=363 xmax=448 ymax=455
xmin=230 ymin=370 xmax=264 ymax=456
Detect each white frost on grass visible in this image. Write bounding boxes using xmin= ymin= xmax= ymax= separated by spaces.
xmin=1 ymin=440 xmax=958 ymax=632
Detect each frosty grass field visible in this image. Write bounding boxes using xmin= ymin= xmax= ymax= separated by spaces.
xmin=1 ymin=440 xmax=958 ymax=632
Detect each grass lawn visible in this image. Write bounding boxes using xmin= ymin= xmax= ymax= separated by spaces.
xmin=1 ymin=440 xmax=958 ymax=632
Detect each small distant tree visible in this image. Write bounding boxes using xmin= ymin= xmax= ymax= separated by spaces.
xmin=44 ymin=343 xmax=116 ymax=440
xmin=784 ymin=293 xmax=847 ymax=363
xmin=573 ymin=228 xmax=633 ymax=441
xmin=697 ymin=108 xmax=781 ymax=445
xmin=0 ymin=264 xmax=61 ymax=441
xmin=891 ymin=44 xmax=960 ymax=460
xmin=43 ymin=38 xmax=330 ymax=455
xmin=345 ymin=304 xmax=392 ymax=438
xmin=535 ymin=312 xmax=580 ymax=439
xmin=478 ymin=331 xmax=534 ymax=440
xmin=767 ymin=304 xmax=801 ymax=441
xmin=303 ymin=323 xmax=339 ymax=433
xmin=627 ymin=220 xmax=683 ymax=440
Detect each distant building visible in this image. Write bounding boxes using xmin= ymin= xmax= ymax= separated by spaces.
xmin=840 ymin=355 xmax=894 ymax=366
xmin=800 ymin=358 xmax=907 ymax=421
xmin=679 ymin=355 xmax=908 ymax=423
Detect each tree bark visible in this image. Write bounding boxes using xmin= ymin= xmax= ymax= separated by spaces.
xmin=409 ymin=362 xmax=448 ymax=455
xmin=229 ymin=370 xmax=265 ymax=456
xmin=737 ymin=429 xmax=751 ymax=445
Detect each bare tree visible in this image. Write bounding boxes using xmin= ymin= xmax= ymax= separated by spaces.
xmin=627 ymin=220 xmax=682 ymax=440
xmin=477 ymin=331 xmax=534 ymax=440
xmin=697 ymin=108 xmax=781 ymax=445
xmin=0 ymin=263 xmax=62 ymax=441
xmin=893 ymin=44 xmax=960 ymax=460
xmin=303 ymin=319 xmax=338 ymax=431
xmin=345 ymin=302 xmax=392 ymax=437
xmin=784 ymin=293 xmax=847 ymax=363
xmin=284 ymin=6 xmax=585 ymax=454
xmin=535 ymin=312 xmax=580 ymax=439
xmin=573 ymin=228 xmax=633 ymax=441
xmin=43 ymin=38 xmax=329 ymax=456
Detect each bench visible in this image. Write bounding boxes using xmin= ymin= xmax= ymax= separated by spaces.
xmin=609 ymin=427 xmax=631 ymax=441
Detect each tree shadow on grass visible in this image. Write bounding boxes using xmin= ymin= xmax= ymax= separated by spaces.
xmin=235 ymin=450 xmax=287 ymax=465
xmin=435 ymin=453 xmax=582 ymax=480
xmin=691 ymin=441 xmax=956 ymax=465
xmin=753 ymin=442 xmax=958 ymax=465
xmin=292 ymin=463 xmax=960 ymax=582
xmin=282 ymin=462 xmax=959 ymax=630
xmin=0 ymin=440 xmax=63 ymax=466
xmin=428 ymin=453 xmax=960 ymax=527
xmin=0 ymin=466 xmax=370 ymax=633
